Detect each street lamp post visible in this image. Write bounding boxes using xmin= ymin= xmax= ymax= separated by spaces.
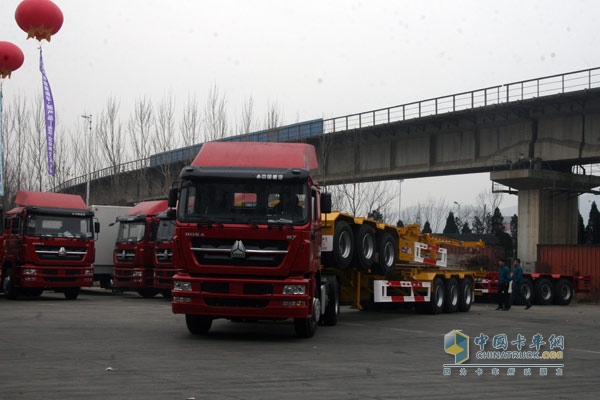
xmin=398 ymin=179 xmax=404 ymax=224
xmin=81 ymin=114 xmax=92 ymax=205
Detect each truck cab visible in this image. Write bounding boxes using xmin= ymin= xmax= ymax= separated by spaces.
xmin=112 ymin=200 xmax=169 ymax=298
xmin=170 ymin=142 xmax=335 ymax=338
xmin=1 ymin=191 xmax=97 ymax=299
xmin=152 ymin=210 xmax=177 ymax=298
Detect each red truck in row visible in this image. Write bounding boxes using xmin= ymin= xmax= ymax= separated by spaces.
xmin=1 ymin=191 xmax=98 ymax=299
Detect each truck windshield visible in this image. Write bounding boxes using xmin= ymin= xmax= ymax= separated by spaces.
xmin=116 ymin=221 xmax=146 ymax=242
xmin=26 ymin=214 xmax=93 ymax=239
xmin=178 ymin=180 xmax=309 ymax=225
xmin=154 ymin=219 xmax=176 ymax=242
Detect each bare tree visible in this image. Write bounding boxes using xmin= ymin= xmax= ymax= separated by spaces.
xmin=27 ymin=96 xmax=46 ymax=191
xmin=152 ymin=94 xmax=178 ymax=198
xmin=96 ymin=97 xmax=125 ymax=204
xmin=180 ymin=94 xmax=201 ymax=148
xmin=128 ymin=96 xmax=154 ymax=162
xmin=3 ymin=94 xmax=29 ymax=200
xmin=204 ymin=84 xmax=228 ymax=141
xmin=238 ymin=96 xmax=255 ymax=137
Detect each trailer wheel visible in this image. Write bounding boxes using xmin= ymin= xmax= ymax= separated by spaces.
xmin=444 ymin=277 xmax=459 ymax=313
xmin=372 ymin=232 xmax=396 ymax=276
xmin=354 ymin=224 xmax=376 ymax=271
xmin=534 ymin=278 xmax=554 ymax=305
xmin=323 ymin=221 xmax=354 ymax=269
xmin=416 ymin=277 xmax=445 ymax=315
xmin=321 ymin=277 xmax=339 ymax=326
xmin=458 ymin=278 xmax=473 ymax=312
xmin=186 ymin=314 xmax=213 ymax=335
xmin=2 ymin=268 xmax=20 ymax=300
xmin=553 ymin=279 xmax=573 ymax=305
xmin=522 ymin=279 xmax=534 ymax=305
xmin=64 ymin=288 xmax=80 ymax=300
xmin=294 ymin=286 xmax=320 ymax=338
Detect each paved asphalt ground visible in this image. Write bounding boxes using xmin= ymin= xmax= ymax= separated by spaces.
xmin=0 ymin=288 xmax=598 ymax=400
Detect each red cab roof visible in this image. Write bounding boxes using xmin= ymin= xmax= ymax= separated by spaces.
xmin=126 ymin=200 xmax=169 ymax=216
xmin=192 ymin=142 xmax=319 ymax=170
xmin=15 ymin=191 xmax=88 ymax=210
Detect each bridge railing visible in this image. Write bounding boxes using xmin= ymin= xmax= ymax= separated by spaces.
xmin=322 ymin=67 xmax=600 ymax=133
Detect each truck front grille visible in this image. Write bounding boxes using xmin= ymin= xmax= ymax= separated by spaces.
xmin=35 ymin=246 xmax=87 ymax=261
xmin=190 ymin=238 xmax=288 ymax=267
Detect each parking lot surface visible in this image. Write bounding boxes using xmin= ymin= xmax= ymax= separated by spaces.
xmin=1 ymin=289 xmax=599 ymax=400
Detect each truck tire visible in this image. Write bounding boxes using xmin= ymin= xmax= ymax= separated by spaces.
xmin=522 ymin=279 xmax=534 ymax=305
xmin=186 ymin=314 xmax=213 ymax=334
xmin=458 ymin=278 xmax=473 ymax=312
xmin=137 ymin=288 xmax=160 ymax=298
xmin=294 ymin=286 xmax=320 ymax=338
xmin=415 ymin=277 xmax=445 ymax=315
xmin=534 ymin=278 xmax=554 ymax=305
xmin=323 ymin=221 xmax=354 ymax=269
xmin=64 ymin=288 xmax=80 ymax=300
xmin=372 ymin=232 xmax=396 ymax=276
xmin=2 ymin=268 xmax=20 ymax=300
xmin=354 ymin=224 xmax=376 ymax=271
xmin=553 ymin=278 xmax=573 ymax=305
xmin=444 ymin=277 xmax=459 ymax=313
xmin=321 ymin=277 xmax=339 ymax=326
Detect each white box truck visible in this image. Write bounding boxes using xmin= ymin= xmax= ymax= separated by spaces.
xmin=91 ymin=205 xmax=131 ymax=288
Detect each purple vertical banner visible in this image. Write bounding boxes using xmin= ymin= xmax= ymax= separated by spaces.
xmin=39 ymin=48 xmax=55 ymax=177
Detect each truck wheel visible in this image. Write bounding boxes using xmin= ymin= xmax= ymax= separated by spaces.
xmin=416 ymin=277 xmax=445 ymax=315
xmin=64 ymin=288 xmax=80 ymax=300
xmin=2 ymin=268 xmax=20 ymax=300
xmin=186 ymin=314 xmax=213 ymax=334
xmin=294 ymin=287 xmax=320 ymax=338
xmin=553 ymin=279 xmax=573 ymax=305
xmin=354 ymin=224 xmax=376 ymax=271
xmin=458 ymin=278 xmax=473 ymax=312
xmin=323 ymin=221 xmax=354 ymax=269
xmin=372 ymin=232 xmax=396 ymax=276
xmin=444 ymin=277 xmax=459 ymax=313
xmin=534 ymin=278 xmax=553 ymax=305
xmin=522 ymin=279 xmax=534 ymax=305
xmin=136 ymin=288 xmax=159 ymax=298
xmin=321 ymin=277 xmax=339 ymax=326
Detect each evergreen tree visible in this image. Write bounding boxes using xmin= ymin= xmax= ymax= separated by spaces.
xmin=368 ymin=209 xmax=384 ymax=223
xmin=587 ymin=202 xmax=600 ymax=244
xmin=472 ymin=215 xmax=485 ymax=235
xmin=422 ymin=221 xmax=432 ymax=234
xmin=510 ymin=214 xmax=518 ymax=258
xmin=490 ymin=207 xmax=505 ymax=236
xmin=578 ymin=214 xmax=586 ymax=244
xmin=461 ymin=222 xmax=472 ymax=234
xmin=443 ymin=211 xmax=459 ymax=234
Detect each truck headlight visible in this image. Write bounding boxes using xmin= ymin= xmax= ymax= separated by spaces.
xmin=173 ymin=281 xmax=192 ymax=291
xmin=132 ymin=270 xmax=143 ymax=277
xmin=23 ymin=268 xmax=37 ymax=275
xmin=283 ymin=285 xmax=306 ymax=295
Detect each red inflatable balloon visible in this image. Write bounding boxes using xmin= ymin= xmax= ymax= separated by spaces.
xmin=15 ymin=0 xmax=64 ymax=42
xmin=0 ymin=41 xmax=25 ymax=78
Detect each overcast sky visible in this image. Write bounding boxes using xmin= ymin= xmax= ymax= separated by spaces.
xmin=1 ymin=0 xmax=599 ymax=218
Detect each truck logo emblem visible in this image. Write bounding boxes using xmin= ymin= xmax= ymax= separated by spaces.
xmin=58 ymin=247 xmax=67 ymax=256
xmin=231 ymin=240 xmax=246 ymax=259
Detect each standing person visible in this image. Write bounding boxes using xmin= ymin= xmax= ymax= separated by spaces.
xmin=511 ymin=258 xmax=532 ymax=309
xmin=496 ymin=260 xmax=511 ymax=310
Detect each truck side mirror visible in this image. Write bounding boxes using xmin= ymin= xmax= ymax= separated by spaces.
xmin=94 ymin=221 xmax=100 ymax=234
xmin=168 ymin=187 xmax=178 ymax=208
xmin=321 ymin=192 xmax=332 ymax=214
xmin=166 ymin=208 xmax=176 ymax=219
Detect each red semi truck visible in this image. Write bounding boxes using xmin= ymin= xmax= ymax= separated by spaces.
xmin=168 ymin=142 xmax=334 ymax=338
xmin=151 ymin=210 xmax=177 ymax=298
xmin=1 ymin=191 xmax=98 ymax=299
xmin=112 ymin=200 xmax=170 ymax=298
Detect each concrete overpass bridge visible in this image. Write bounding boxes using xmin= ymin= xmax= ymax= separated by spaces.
xmin=58 ymin=67 xmax=600 ymax=265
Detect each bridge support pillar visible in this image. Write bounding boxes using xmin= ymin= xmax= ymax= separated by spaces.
xmin=491 ymin=169 xmax=600 ymax=268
